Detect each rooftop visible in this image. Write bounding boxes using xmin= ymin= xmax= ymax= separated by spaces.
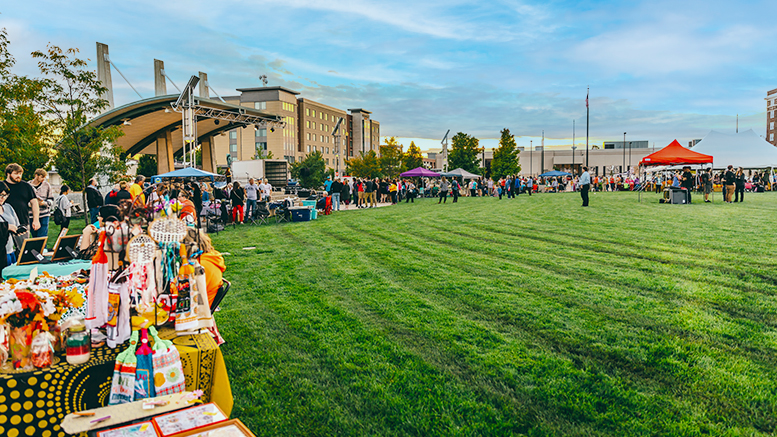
xmin=236 ymin=86 xmax=300 ymax=95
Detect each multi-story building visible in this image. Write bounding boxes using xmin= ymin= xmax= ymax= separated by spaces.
xmin=766 ymin=88 xmax=777 ymax=147
xmin=213 ymin=87 xmax=380 ymax=174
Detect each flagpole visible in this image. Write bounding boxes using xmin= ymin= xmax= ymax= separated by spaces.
xmin=586 ymin=86 xmax=590 ymax=168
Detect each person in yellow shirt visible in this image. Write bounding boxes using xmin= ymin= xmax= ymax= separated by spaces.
xmin=129 ymin=175 xmax=146 ymax=205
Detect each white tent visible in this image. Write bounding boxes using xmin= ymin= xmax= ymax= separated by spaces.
xmin=691 ymin=129 xmax=777 ymax=169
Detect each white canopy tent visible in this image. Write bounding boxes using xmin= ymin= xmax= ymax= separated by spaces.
xmin=691 ymin=129 xmax=777 ymax=169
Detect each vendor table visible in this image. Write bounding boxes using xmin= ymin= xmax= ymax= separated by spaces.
xmin=2 ymin=259 xmax=92 ymax=281
xmin=0 ymin=327 xmax=232 ymax=437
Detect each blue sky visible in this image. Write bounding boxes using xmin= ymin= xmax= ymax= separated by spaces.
xmin=2 ymin=0 xmax=776 ymax=151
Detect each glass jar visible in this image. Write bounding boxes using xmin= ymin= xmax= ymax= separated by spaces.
xmin=66 ymin=325 xmax=91 ymax=365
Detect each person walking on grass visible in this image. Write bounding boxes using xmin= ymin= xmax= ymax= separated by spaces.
xmin=702 ymin=168 xmax=712 ymax=203
xmin=55 ymin=185 xmax=72 ymax=230
xmin=331 ymin=178 xmax=342 ymax=211
xmin=451 ymin=178 xmax=460 ymax=203
xmin=244 ymin=178 xmax=259 ymax=219
xmin=734 ymin=167 xmax=745 ymax=203
xmin=579 ymin=166 xmax=591 ymax=207
xmin=439 ymin=177 xmax=449 ymax=204
xmin=230 ymin=181 xmax=245 ymax=223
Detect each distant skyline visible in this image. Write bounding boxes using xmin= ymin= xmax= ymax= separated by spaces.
xmin=2 ymin=1 xmax=776 ymax=152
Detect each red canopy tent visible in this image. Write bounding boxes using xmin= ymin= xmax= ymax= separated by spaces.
xmin=639 ymin=140 xmax=713 ymax=166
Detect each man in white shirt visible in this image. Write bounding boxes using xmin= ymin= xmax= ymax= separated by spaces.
xmin=244 ymin=178 xmax=259 ymax=218
xmin=579 ymin=167 xmax=591 ymax=207
xmin=262 ymin=179 xmax=272 ymax=202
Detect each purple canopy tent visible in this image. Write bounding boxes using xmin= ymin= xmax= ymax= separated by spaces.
xmin=400 ymin=167 xmax=441 ymax=177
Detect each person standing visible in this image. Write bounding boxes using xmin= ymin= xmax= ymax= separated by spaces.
xmin=230 ymin=181 xmax=245 ymax=223
xmin=356 ymin=179 xmax=364 ymax=208
xmin=405 ymin=181 xmax=416 ymax=203
xmin=244 ymin=178 xmax=259 ymax=219
xmin=331 ymin=178 xmax=342 ymax=211
xmin=438 ymin=177 xmax=449 ymax=204
xmin=130 ymin=175 xmax=146 ymax=205
xmin=681 ymin=166 xmax=694 ymax=204
xmin=579 ymin=166 xmax=591 ymax=207
xmin=514 ymin=175 xmax=521 ymax=197
xmin=734 ymin=167 xmax=745 ymax=203
xmin=451 ymin=178 xmax=460 ymax=203
xmin=368 ymin=178 xmax=378 ymax=207
xmin=55 ymin=185 xmax=72 ymax=230
xmin=5 ymin=164 xmax=40 ymax=243
xmin=86 ymin=178 xmax=103 ymax=224
xmin=526 ymin=176 xmax=533 ymax=196
xmin=505 ymin=176 xmax=513 ymax=199
xmin=340 ymin=178 xmax=351 ymax=208
xmin=0 ymin=181 xmax=21 ymax=273
xmin=724 ymin=165 xmax=736 ymax=203
xmin=701 ymin=169 xmax=712 ymax=203
xmin=498 ymin=177 xmax=505 ymax=199
xmin=29 ymin=168 xmax=53 ymax=238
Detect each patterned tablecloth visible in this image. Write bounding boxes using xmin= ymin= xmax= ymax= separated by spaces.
xmin=1 ymin=259 xmax=93 ymax=281
xmin=0 ymin=327 xmax=232 ymax=437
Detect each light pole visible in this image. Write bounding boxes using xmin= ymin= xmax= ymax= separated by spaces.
xmin=628 ymin=141 xmax=632 ymax=174
xmin=530 ymin=140 xmax=533 ymax=176
xmin=622 ymin=132 xmax=626 ymax=174
xmin=572 ymin=119 xmax=575 ymax=174
xmin=572 ymin=145 xmax=577 ymax=174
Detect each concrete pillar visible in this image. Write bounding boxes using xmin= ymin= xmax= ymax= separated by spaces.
xmin=201 ymin=136 xmax=216 ymax=172
xmin=198 ymin=72 xmax=209 ymax=98
xmin=154 ymin=59 xmax=167 ymax=96
xmin=96 ymin=42 xmax=114 ymax=109
xmin=156 ymin=131 xmax=175 ymax=174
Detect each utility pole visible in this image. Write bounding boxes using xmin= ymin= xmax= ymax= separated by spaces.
xmin=541 ymin=131 xmax=545 ymax=174
xmin=622 ymin=132 xmax=626 ymax=174
xmin=530 ymin=140 xmax=533 ymax=176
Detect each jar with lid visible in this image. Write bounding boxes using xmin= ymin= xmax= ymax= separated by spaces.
xmin=66 ymin=325 xmax=91 ymax=365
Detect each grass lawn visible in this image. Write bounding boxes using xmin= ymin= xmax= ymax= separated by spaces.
xmin=211 ymin=191 xmax=777 ymax=436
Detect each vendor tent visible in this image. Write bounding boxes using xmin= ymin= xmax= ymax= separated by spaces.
xmin=539 ymin=170 xmax=572 ymax=177
xmin=152 ymin=167 xmax=224 ymax=183
xmin=690 ymin=129 xmax=777 ymax=168
xmin=440 ymin=168 xmax=480 ymax=179
xmin=639 ymin=140 xmax=712 ymax=166
xmin=400 ymin=167 xmax=441 ymax=177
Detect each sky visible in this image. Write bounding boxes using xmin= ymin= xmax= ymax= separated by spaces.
xmin=2 ymin=0 xmax=776 ymax=152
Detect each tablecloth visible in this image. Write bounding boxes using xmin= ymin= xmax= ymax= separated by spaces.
xmin=2 ymin=259 xmax=93 ymax=280
xmin=0 ymin=327 xmax=231 ymax=437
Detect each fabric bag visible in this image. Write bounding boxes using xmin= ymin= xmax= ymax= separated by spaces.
xmin=52 ymin=202 xmax=65 ymax=226
xmin=149 ymin=326 xmax=186 ymax=396
xmin=108 ymin=330 xmax=139 ymax=405
xmin=134 ymin=328 xmax=155 ymax=400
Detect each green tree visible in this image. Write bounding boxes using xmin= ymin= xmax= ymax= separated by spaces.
xmin=290 ymin=151 xmax=326 ymax=188
xmin=379 ymin=137 xmax=402 ymax=178
xmin=448 ymin=132 xmax=482 ymax=174
xmin=0 ymin=28 xmax=51 ymax=174
xmin=32 ymin=44 xmax=125 ymax=223
xmin=137 ymin=154 xmax=157 ymax=178
xmin=346 ymin=150 xmax=381 ymax=179
xmin=402 ymin=141 xmax=423 ymax=171
xmin=490 ymin=128 xmax=520 ymax=180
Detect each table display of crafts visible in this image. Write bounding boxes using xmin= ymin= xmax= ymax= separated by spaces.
xmin=0 ymin=216 xmax=216 ymax=390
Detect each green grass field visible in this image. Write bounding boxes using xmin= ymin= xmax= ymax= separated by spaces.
xmin=211 ymin=191 xmax=777 ymax=436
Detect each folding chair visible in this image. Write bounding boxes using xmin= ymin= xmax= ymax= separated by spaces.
xmin=253 ymin=201 xmax=271 ymax=225
xmin=275 ymin=206 xmax=290 ymax=224
xmin=210 ymin=279 xmax=231 ymax=313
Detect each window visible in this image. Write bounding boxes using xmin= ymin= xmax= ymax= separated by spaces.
xmin=306 ymin=121 xmax=310 ymax=128
xmin=230 ymin=143 xmax=237 ymax=154
xmin=325 ymin=114 xmax=328 ymax=121
xmin=325 ymin=136 xmax=329 ymax=143
xmin=306 ymin=108 xmax=310 ymax=116
xmin=771 ymin=121 xmax=775 ymax=130
xmin=254 ymin=101 xmax=266 ymax=110
xmin=312 ymin=110 xmax=316 ymax=117
xmin=320 ymin=123 xmax=324 ymax=130
xmin=326 ymin=147 xmax=329 ymax=154
xmin=255 ymin=128 xmax=267 ymax=137
xmin=229 ymin=131 xmax=237 ymax=139
xmin=307 ymin=145 xmax=311 ymax=152
xmin=255 ymin=142 xmax=267 ymax=151
xmin=307 ymin=133 xmax=310 ymax=140
xmin=771 ymin=133 xmax=774 ymax=141
xmin=320 ymin=112 xmax=323 ymax=119
xmin=326 ymin=158 xmax=329 ymax=165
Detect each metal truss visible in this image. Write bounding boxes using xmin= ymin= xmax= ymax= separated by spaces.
xmin=170 ymin=103 xmax=286 ymax=129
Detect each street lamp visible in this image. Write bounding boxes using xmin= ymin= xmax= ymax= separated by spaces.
xmin=622 ymin=132 xmax=626 ymax=174
xmin=628 ymin=141 xmax=632 ymax=174
xmin=572 ymin=145 xmax=577 ymax=175
xmin=530 ymin=140 xmax=533 ymax=176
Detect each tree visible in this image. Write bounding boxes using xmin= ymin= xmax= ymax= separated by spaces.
xmin=490 ymin=128 xmax=520 ymax=180
xmin=137 ymin=154 xmax=157 ymax=178
xmin=0 ymin=28 xmax=51 ymax=174
xmin=448 ymin=132 xmax=482 ymax=174
xmin=402 ymin=141 xmax=423 ymax=171
xmin=32 ymin=44 xmax=125 ymax=223
xmin=379 ymin=137 xmax=402 ymax=178
xmin=346 ymin=150 xmax=381 ymax=179
xmin=290 ymin=151 xmax=326 ymax=188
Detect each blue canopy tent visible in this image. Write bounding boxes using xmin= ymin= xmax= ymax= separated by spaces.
xmin=152 ymin=167 xmax=225 ymax=183
xmin=538 ymin=170 xmax=572 ymax=177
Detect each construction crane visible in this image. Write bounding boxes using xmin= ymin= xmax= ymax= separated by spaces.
xmin=441 ymin=129 xmax=450 ymax=171
xmin=332 ymin=117 xmax=345 ymax=176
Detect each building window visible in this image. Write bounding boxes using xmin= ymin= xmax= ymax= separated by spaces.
xmin=326 ymin=147 xmax=330 ymax=154
xmin=229 ymin=131 xmax=237 ymax=139
xmin=306 ymin=108 xmax=310 ymax=116
xmin=306 ymin=133 xmax=310 ymax=140
xmin=230 ymin=143 xmax=237 ymax=154
xmin=311 ymin=110 xmax=316 ymax=117
xmin=255 ymin=128 xmax=267 ymax=137
xmin=325 ymin=136 xmax=329 ymax=143
xmin=772 ymin=133 xmax=775 ymax=141
xmin=254 ymin=102 xmax=266 ymax=110
xmin=771 ymin=122 xmax=775 ymax=130
xmin=306 ymin=121 xmax=310 ymax=128
xmin=320 ymin=112 xmax=323 ymax=119
xmin=307 ymin=145 xmax=311 ymax=152
xmin=326 ymin=158 xmax=329 ymax=165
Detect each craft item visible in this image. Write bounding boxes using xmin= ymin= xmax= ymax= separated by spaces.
xmin=9 ymin=325 xmax=34 ymax=370
xmin=151 ymin=403 xmax=228 ymax=437
xmin=127 ymin=234 xmax=158 ymax=313
xmin=156 ymin=419 xmax=256 ymax=437
xmin=86 ymin=232 xmax=110 ymax=329
xmin=74 ymin=411 xmax=96 ymax=417
xmin=0 ymin=325 xmax=8 ymax=366
xmin=31 ymin=331 xmax=54 ymax=368
xmin=149 ymin=326 xmax=186 ymax=396
xmin=96 ymin=421 xmax=158 ymax=437
xmin=134 ymin=328 xmax=155 ymax=400
xmin=66 ymin=323 xmax=91 ymax=365
xmin=108 ymin=331 xmax=138 ymax=405
xmin=106 ymin=281 xmax=132 ymax=349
